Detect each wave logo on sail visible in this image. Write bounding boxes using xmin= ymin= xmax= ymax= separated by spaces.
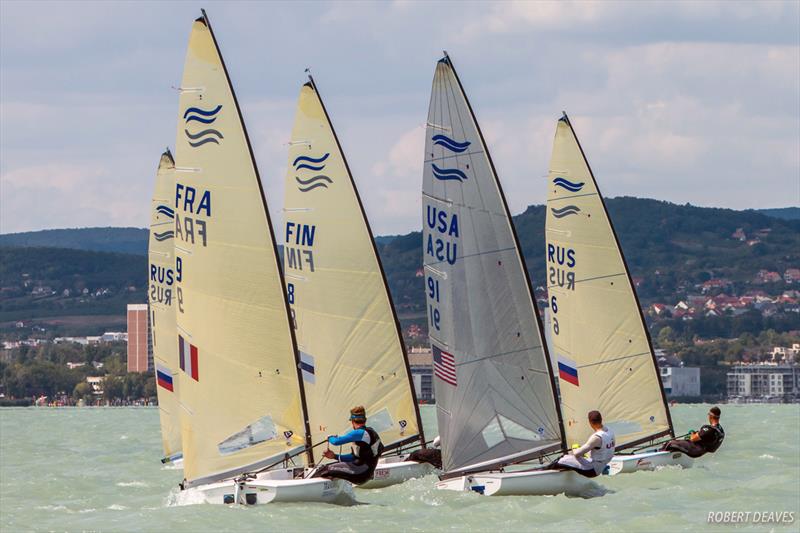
xmin=551 ymin=205 xmax=581 ymax=218
xmin=155 ymin=204 xmax=175 ymax=219
xmin=293 ymin=153 xmax=332 ymax=192
xmin=183 ymin=105 xmax=224 ymax=148
xmin=432 ymin=134 xmax=471 ymax=153
xmin=552 ymin=177 xmax=584 ymax=192
xmin=153 ymin=230 xmax=174 ymax=242
xmin=431 ymin=164 xmax=468 ymax=182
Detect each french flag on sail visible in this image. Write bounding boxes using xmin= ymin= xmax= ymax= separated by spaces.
xmin=557 ymin=355 xmax=579 ymax=387
xmin=178 ymin=335 xmax=199 ymax=382
xmin=155 ymin=363 xmax=174 ymax=392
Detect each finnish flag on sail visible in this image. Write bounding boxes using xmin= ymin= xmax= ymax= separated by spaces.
xmin=178 ymin=335 xmax=199 ymax=382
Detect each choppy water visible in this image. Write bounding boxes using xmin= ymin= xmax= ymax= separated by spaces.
xmin=1 ymin=404 xmax=798 ymax=532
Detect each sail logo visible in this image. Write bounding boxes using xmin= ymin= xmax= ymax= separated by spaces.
xmin=155 ymin=363 xmax=175 ymax=392
xmin=293 ymin=153 xmax=333 ymax=192
xmin=552 ymin=177 xmax=585 ymax=193
xmin=178 ymin=335 xmax=199 ymax=382
xmin=557 ymin=355 xmax=579 ymax=387
xmin=152 ymin=230 xmax=174 ymax=242
xmin=432 ymin=134 xmax=471 ymax=153
xmin=550 ymin=205 xmax=581 ymax=218
xmin=155 ymin=205 xmax=175 ymax=220
xmin=431 ymin=164 xmax=468 ymax=182
xmin=183 ymin=105 xmax=224 ymax=148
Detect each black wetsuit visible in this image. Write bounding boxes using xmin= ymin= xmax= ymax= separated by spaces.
xmin=663 ymin=424 xmax=725 ymax=458
xmin=408 ymin=447 xmax=442 ymax=469
xmin=312 ymin=426 xmax=384 ymax=485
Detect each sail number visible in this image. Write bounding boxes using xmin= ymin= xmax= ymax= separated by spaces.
xmin=427 ymin=276 xmax=441 ymax=331
xmin=175 ymin=257 xmax=184 ymax=314
xmin=551 ymin=296 xmax=559 ymax=335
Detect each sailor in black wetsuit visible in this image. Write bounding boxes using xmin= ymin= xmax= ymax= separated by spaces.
xmin=311 ymin=405 xmax=384 ymax=485
xmin=662 ymin=406 xmax=725 ymax=458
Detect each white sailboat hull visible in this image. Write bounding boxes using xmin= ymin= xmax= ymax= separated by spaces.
xmin=437 ymin=469 xmax=595 ymax=497
xmin=607 ymin=450 xmax=694 ymax=475
xmin=359 ymin=458 xmax=434 ymax=489
xmin=188 ymin=476 xmax=354 ymax=505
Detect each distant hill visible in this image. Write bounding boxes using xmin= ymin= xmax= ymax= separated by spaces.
xmin=0 ymin=227 xmax=148 ymax=255
xmin=755 ymin=207 xmax=800 ymax=221
xmin=0 ymin=198 xmax=798 ymax=325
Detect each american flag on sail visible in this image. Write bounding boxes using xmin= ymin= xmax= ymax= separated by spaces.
xmin=432 ymin=345 xmax=457 ymax=386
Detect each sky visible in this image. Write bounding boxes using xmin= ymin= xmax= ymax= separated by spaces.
xmin=1 ymin=0 xmax=798 ymax=238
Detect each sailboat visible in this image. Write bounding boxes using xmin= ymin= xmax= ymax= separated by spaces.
xmin=544 ymin=113 xmax=692 ymax=475
xmin=282 ymin=76 xmax=431 ymax=489
xmin=422 ymin=54 xmax=593 ymax=497
xmin=170 ymin=11 xmax=351 ymax=504
xmin=149 ymin=149 xmax=182 ymax=467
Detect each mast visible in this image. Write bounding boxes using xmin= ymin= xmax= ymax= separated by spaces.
xmin=306 ymin=74 xmax=426 ymax=449
xmin=445 ymin=54 xmax=567 ymax=450
xmin=561 ymin=112 xmax=674 ymax=443
xmin=199 ymin=10 xmax=315 ymax=464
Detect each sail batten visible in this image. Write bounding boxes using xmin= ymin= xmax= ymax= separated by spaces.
xmin=173 ymin=11 xmax=310 ymax=486
xmin=545 ymin=114 xmax=673 ymax=452
xmin=423 ymin=56 xmax=564 ymax=475
xmin=282 ymin=78 xmax=424 ymax=452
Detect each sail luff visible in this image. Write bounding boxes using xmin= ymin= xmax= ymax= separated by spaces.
xmin=306 ymin=75 xmax=426 ymax=447
xmin=445 ymin=55 xmax=567 ymax=451
xmin=199 ymin=10 xmax=314 ymax=465
xmin=561 ymin=112 xmax=675 ymax=443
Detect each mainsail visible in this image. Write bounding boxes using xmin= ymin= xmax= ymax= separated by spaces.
xmin=422 ymin=55 xmax=564 ymax=476
xmin=545 ymin=114 xmax=673 ymax=451
xmin=173 ymin=11 xmax=310 ymax=487
xmin=149 ymin=149 xmax=181 ymax=462
xmin=283 ymin=78 xmax=424 ymax=454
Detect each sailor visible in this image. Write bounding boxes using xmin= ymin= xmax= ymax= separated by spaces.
xmin=547 ymin=410 xmax=616 ymax=478
xmin=661 ymin=406 xmax=725 ymax=458
xmin=311 ymin=405 xmax=384 ymax=485
xmin=408 ymin=435 xmax=442 ymax=469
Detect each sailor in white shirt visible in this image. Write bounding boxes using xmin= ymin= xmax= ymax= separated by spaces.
xmin=548 ymin=410 xmax=615 ymax=478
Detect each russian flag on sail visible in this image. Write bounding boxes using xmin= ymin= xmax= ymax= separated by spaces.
xmin=155 ymin=363 xmax=174 ymax=392
xmin=178 ymin=335 xmax=199 ymax=381
xmin=433 ymin=345 xmax=457 ymax=387
xmin=557 ymin=355 xmax=579 ymax=387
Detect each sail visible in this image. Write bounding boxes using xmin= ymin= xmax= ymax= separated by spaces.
xmin=283 ymin=79 xmax=424 ymax=454
xmin=173 ymin=12 xmax=309 ymax=487
xmin=149 ymin=149 xmax=182 ymax=462
xmin=545 ymin=114 xmax=673 ymax=451
xmin=422 ymin=56 xmax=564 ymax=476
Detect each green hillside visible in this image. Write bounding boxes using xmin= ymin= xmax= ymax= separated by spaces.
xmin=0 ymin=227 xmax=148 ymax=255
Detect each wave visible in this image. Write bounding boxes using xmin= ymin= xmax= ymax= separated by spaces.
xmin=553 ymin=177 xmax=585 ymax=192
xmin=184 ymin=128 xmax=223 ymax=141
xmin=295 ymin=163 xmax=325 ymax=172
xmin=298 ymin=182 xmax=330 ymax=192
xmin=295 ymin=175 xmax=332 ymax=186
xmin=293 ymin=153 xmax=330 ymax=167
xmin=183 ymin=105 xmax=222 ymax=118
xmin=551 ymin=205 xmax=581 ymax=218
xmin=188 ymin=137 xmax=220 ymax=148
xmin=153 ymin=231 xmax=175 ymax=241
xmin=185 ymin=115 xmax=218 ymax=125
xmin=432 ymin=134 xmax=471 ymax=153
xmin=156 ymin=205 xmax=174 ymax=219
xmin=431 ymin=164 xmax=468 ymax=182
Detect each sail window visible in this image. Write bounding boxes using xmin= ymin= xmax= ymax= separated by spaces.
xmin=217 ymin=416 xmax=278 ymax=456
xmin=481 ymin=417 xmax=505 ymax=449
xmin=498 ymin=415 xmax=542 ymax=442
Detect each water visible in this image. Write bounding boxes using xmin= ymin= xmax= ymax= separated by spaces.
xmin=1 ymin=404 xmax=798 ymax=532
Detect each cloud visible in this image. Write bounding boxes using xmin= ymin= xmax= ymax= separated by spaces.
xmin=0 ymin=1 xmax=798 ymax=236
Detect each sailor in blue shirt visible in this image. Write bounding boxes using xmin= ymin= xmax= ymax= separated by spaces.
xmin=311 ymin=405 xmax=384 ymax=485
